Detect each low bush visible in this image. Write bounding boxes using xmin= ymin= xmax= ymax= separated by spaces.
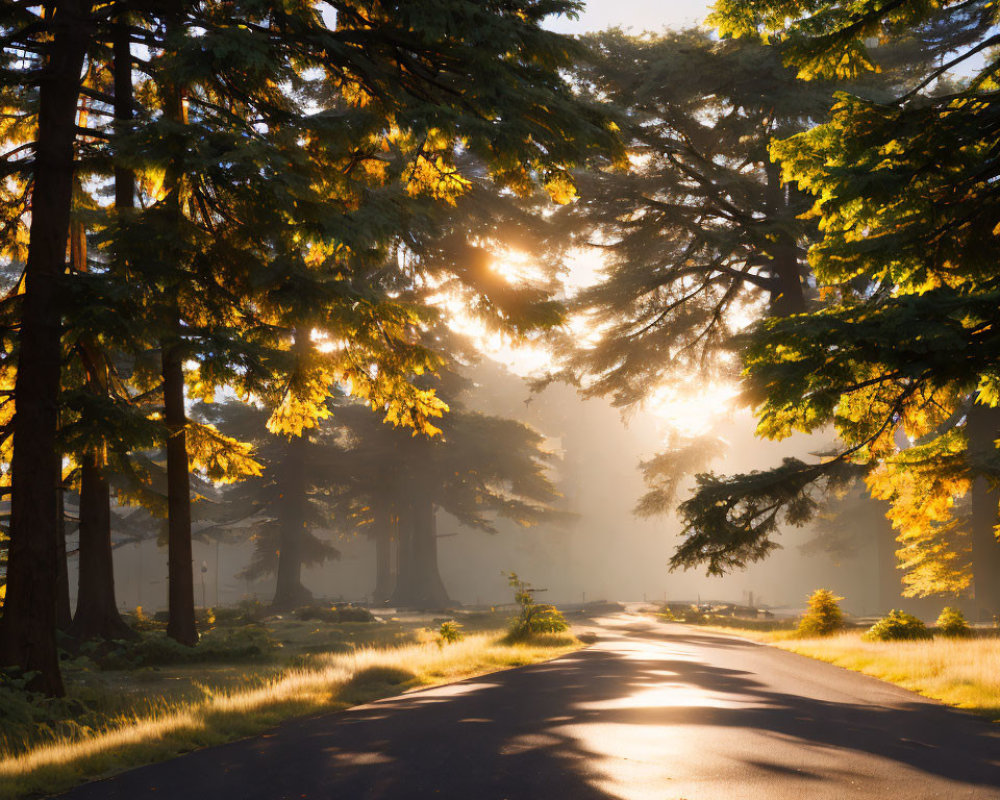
xmin=864 ymin=610 xmax=932 ymax=642
xmin=123 ymin=606 xmax=164 ymax=632
xmin=503 ymin=572 xmax=568 ymax=641
xmin=797 ymin=589 xmax=845 ymax=637
xmin=437 ymin=620 xmax=464 ymax=644
xmin=935 ymin=606 xmax=972 ymax=638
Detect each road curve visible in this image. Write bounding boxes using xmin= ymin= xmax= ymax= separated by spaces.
xmin=58 ymin=615 xmax=1000 ymax=799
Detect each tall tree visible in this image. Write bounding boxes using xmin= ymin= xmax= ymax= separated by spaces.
xmin=674 ymin=0 xmax=1000 ymax=615
xmin=546 ymin=29 xmax=837 ymax=411
xmin=0 ymin=0 xmax=95 ymax=695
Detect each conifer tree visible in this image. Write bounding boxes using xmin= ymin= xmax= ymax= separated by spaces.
xmin=0 ymin=0 xmax=620 ymax=690
xmin=675 ymin=0 xmax=1000 ymax=615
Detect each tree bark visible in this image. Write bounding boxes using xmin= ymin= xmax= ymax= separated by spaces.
xmin=0 ymin=0 xmax=94 ymax=696
xmin=68 ymin=452 xmax=134 ymax=640
xmin=390 ymin=494 xmax=450 ymax=609
xmin=54 ymin=464 xmax=71 ymax=631
xmin=765 ymin=162 xmax=806 ymax=317
xmin=162 ymin=332 xmax=198 ymax=645
xmin=967 ymin=402 xmax=1000 ymax=619
xmin=157 ymin=45 xmax=197 ymax=646
xmin=272 ymin=432 xmax=313 ymax=610
xmin=112 ymin=7 xmax=134 ymax=211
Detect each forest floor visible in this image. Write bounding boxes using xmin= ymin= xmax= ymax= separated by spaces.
xmin=0 ymin=606 xmax=582 ymax=800
xmin=674 ymin=614 xmax=1000 ymax=721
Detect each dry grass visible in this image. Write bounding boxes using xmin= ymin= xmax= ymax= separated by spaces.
xmin=775 ymin=632 xmax=1000 ymax=720
xmin=0 ymin=631 xmax=579 ymax=800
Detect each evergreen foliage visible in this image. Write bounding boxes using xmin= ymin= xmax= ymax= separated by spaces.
xmin=864 ymin=610 xmax=932 ymax=642
xmin=935 ymin=606 xmax=972 ymax=638
xmin=797 ymin=589 xmax=844 ymax=637
xmin=0 ymin=0 xmax=620 ymax=693
xmin=674 ymin=0 xmax=1000 ymax=610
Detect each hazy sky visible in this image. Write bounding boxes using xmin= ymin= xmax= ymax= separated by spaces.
xmin=546 ymin=0 xmax=712 ymax=34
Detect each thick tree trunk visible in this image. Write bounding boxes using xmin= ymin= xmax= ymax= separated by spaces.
xmin=272 ymin=432 xmax=312 ymax=610
xmin=372 ymin=502 xmax=395 ymax=603
xmin=967 ymin=402 xmax=1000 ymax=619
xmin=162 ymin=333 xmax=198 ymax=645
xmin=68 ymin=453 xmax=134 ymax=640
xmin=765 ymin=162 xmax=806 ymax=317
xmin=0 ymin=0 xmax=94 ymax=696
xmin=390 ymin=495 xmax=450 ymax=609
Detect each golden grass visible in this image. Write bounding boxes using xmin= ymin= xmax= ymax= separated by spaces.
xmin=774 ymin=632 xmax=1000 ymax=720
xmin=0 ymin=632 xmax=579 ymax=800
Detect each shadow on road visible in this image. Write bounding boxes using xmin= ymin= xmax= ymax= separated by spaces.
xmin=62 ymin=617 xmax=1000 ymax=800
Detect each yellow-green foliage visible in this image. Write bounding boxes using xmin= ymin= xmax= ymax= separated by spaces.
xmin=504 ymin=572 xmax=568 ymax=640
xmin=779 ymin=632 xmax=1000 ymax=721
xmin=797 ymin=589 xmax=844 ymax=637
xmin=935 ymin=606 xmax=972 ymax=638
xmin=437 ymin=620 xmax=464 ymax=644
xmin=864 ymin=610 xmax=931 ymax=642
xmin=0 ymin=632 xmax=579 ymax=800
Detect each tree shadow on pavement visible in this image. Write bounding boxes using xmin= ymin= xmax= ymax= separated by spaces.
xmin=59 ymin=619 xmax=1000 ymax=800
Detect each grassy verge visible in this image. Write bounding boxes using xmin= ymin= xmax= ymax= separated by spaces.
xmin=0 ymin=618 xmax=579 ymax=800
xmin=775 ymin=632 xmax=1000 ymax=720
xmin=672 ymin=616 xmax=1000 ymax=721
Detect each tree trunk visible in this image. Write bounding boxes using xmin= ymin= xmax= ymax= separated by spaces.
xmin=162 ymin=332 xmax=198 ymax=645
xmin=54 ymin=465 xmax=71 ymax=631
xmin=765 ymin=162 xmax=806 ymax=317
xmin=112 ymin=8 xmax=134 ymax=211
xmin=68 ymin=452 xmax=134 ymax=640
xmin=0 ymin=0 xmax=94 ymax=696
xmin=272 ymin=432 xmax=312 ymax=610
xmin=390 ymin=494 xmax=450 ymax=609
xmin=967 ymin=402 xmax=1000 ymax=619
xmin=157 ymin=49 xmax=197 ymax=646
xmin=372 ymin=501 xmax=395 ymax=603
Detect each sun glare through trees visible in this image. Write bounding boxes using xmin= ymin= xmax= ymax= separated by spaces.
xmin=1 ymin=0 xmax=1000 ymax=798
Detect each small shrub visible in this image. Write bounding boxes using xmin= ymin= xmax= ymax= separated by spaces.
xmin=656 ymin=605 xmax=677 ymax=621
xmin=336 ymin=604 xmax=377 ymax=623
xmin=864 ymin=610 xmax=932 ymax=642
xmin=503 ymin=572 xmax=568 ymax=641
xmin=935 ymin=606 xmax=972 ymax=638
xmin=679 ymin=606 xmax=707 ymax=624
xmin=797 ymin=589 xmax=844 ymax=637
xmin=437 ymin=620 xmax=464 ymax=645
xmin=126 ymin=605 xmax=163 ymax=632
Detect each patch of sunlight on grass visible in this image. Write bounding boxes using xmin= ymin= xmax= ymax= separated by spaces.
xmin=776 ymin=632 xmax=1000 ymax=721
xmin=697 ymin=625 xmax=801 ymax=643
xmin=0 ymin=632 xmax=580 ymax=800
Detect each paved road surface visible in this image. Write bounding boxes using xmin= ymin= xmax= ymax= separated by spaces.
xmin=60 ymin=616 xmax=1000 ymax=799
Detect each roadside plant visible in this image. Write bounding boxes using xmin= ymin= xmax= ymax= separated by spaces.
xmin=864 ymin=610 xmax=932 ymax=642
xmin=935 ymin=607 xmax=972 ymax=638
xmin=797 ymin=590 xmax=844 ymax=638
xmin=504 ymin=572 xmax=568 ymax=640
xmin=437 ymin=620 xmax=464 ymax=645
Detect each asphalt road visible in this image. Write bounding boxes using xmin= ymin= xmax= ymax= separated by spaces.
xmin=59 ymin=615 xmax=1000 ymax=800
